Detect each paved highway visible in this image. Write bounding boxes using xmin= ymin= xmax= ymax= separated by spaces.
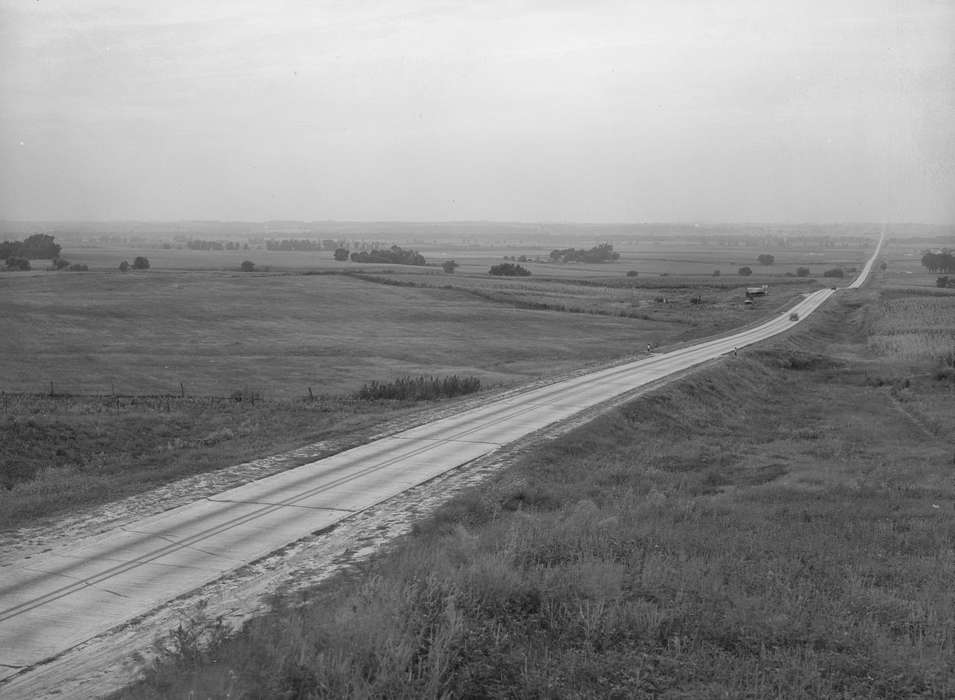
xmin=0 ymin=236 xmax=882 ymax=688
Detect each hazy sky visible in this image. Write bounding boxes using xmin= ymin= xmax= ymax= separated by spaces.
xmin=1 ymin=0 xmax=952 ymax=223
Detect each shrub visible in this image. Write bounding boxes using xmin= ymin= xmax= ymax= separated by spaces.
xmin=796 ymin=267 xmax=810 ymax=277
xmin=488 ymin=263 xmax=531 ymax=277
xmin=442 ymin=260 xmax=459 ymax=273
xmin=132 ymin=256 xmax=150 ymax=270
xmin=5 ymin=256 xmax=30 ymax=271
xmin=333 ymin=248 xmax=350 ymax=261
xmin=823 ymin=268 xmax=844 ymax=278
xmin=738 ymin=266 xmax=752 ymax=276
xmin=626 ymin=270 xmax=639 ymax=277
xmin=355 ymin=375 xmax=481 ymax=401
xmin=50 ymin=257 xmax=70 ymax=270
xmin=119 ymin=260 xmax=130 ymax=272
xmin=240 ymin=260 xmax=256 ymax=272
xmin=937 ymin=276 xmax=954 ymax=288
xmin=757 ymin=254 xmax=775 ymax=265
xmin=712 ymin=269 xmax=720 ymax=277
xmin=67 ymin=263 xmax=89 ymax=271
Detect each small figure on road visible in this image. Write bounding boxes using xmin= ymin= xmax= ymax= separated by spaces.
xmin=733 ymin=346 xmax=738 ymax=357
xmin=647 ymin=343 xmax=652 ymax=353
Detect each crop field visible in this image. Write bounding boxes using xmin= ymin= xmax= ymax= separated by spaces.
xmin=118 ymin=283 xmax=955 ymax=699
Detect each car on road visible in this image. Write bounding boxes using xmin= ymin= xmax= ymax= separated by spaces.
xmin=789 ymin=312 xmax=799 ymax=321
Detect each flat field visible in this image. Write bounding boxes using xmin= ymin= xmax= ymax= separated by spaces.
xmin=2 ymin=271 xmax=681 ymax=398
xmin=120 ymin=283 xmax=955 ymax=699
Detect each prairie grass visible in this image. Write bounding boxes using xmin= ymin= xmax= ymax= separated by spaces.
xmin=118 ymin=288 xmax=955 ymax=698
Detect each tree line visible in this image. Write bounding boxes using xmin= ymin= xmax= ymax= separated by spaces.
xmin=348 ymin=245 xmax=426 ymax=265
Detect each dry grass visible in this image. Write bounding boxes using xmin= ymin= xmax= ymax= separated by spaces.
xmin=117 ymin=286 xmax=955 ymax=698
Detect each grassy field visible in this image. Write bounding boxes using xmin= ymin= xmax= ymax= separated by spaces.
xmin=1 ymin=271 xmax=676 ymax=398
xmin=116 ymin=285 xmax=955 ymax=698
xmin=0 ymin=239 xmax=869 ymax=528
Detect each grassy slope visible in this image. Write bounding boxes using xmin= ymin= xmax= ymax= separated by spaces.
xmin=119 ymin=285 xmax=955 ymax=699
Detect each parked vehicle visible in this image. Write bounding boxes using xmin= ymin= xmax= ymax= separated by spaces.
xmin=789 ymin=312 xmax=799 ymax=321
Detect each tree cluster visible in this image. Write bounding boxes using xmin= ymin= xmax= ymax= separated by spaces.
xmin=187 ymin=240 xmax=242 ymax=251
xmin=266 ymin=239 xmax=324 ymax=252
xmin=0 ymin=234 xmax=61 ymax=261
xmin=349 ymin=245 xmax=426 ymax=265
xmin=921 ymin=250 xmax=955 ymax=274
xmin=489 ymin=263 xmax=531 ymax=277
xmin=549 ymin=243 xmax=619 ymax=264
xmin=120 ymin=257 xmax=150 ymax=271
xmin=937 ymin=276 xmax=955 ymax=289
xmin=757 ymin=254 xmax=775 ymax=265
xmin=738 ymin=266 xmax=753 ymax=276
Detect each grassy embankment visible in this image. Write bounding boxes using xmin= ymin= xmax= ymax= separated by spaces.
xmin=119 ymin=283 xmax=955 ymax=698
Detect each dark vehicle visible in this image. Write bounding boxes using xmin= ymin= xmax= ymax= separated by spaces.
xmin=789 ymin=312 xmax=799 ymax=321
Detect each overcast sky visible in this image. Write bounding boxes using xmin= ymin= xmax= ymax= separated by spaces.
xmin=1 ymin=0 xmax=952 ymax=223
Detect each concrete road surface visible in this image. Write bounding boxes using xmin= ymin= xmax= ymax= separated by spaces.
xmin=0 ymin=238 xmax=882 ymax=688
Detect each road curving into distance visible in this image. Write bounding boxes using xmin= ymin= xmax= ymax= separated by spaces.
xmin=0 ymin=234 xmax=883 ymax=690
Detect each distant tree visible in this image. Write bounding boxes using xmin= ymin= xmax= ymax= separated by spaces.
xmin=738 ymin=266 xmax=753 ymax=276
xmin=68 ymin=263 xmax=88 ymax=271
xmin=442 ymin=260 xmax=459 ymax=273
xmin=5 ymin=256 xmax=30 ymax=270
xmin=50 ymin=257 xmax=70 ymax=270
xmin=240 ymin=260 xmax=256 ymax=272
xmin=132 ymin=256 xmax=150 ymax=270
xmin=22 ymin=234 xmax=61 ymax=259
xmin=757 ymin=254 xmax=775 ymax=265
xmin=119 ymin=260 xmax=130 ymax=272
xmin=1 ymin=233 xmax=61 ymax=261
xmin=712 ymin=269 xmax=720 ymax=277
xmin=0 ymin=241 xmax=17 ymax=260
xmin=823 ymin=268 xmax=845 ymax=278
xmin=796 ymin=267 xmax=810 ymax=277
xmin=627 ymin=270 xmax=639 ymax=277
xmin=489 ymin=262 xmax=531 ymax=277
xmin=880 ymin=261 xmax=887 ymax=273
xmin=333 ymin=248 xmax=350 ymax=261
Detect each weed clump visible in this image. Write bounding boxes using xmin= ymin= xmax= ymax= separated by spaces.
xmin=355 ymin=375 xmax=481 ymax=402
